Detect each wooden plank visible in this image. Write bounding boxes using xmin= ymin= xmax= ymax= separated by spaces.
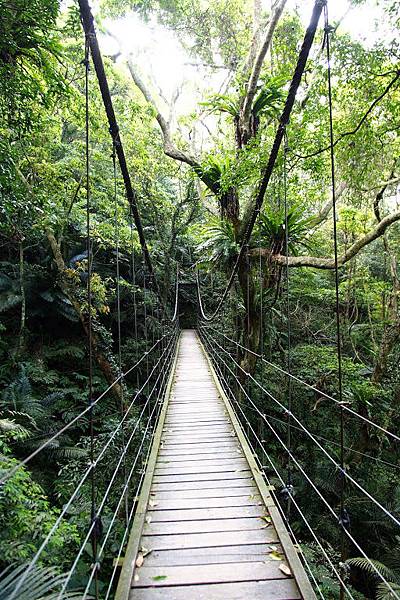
xmin=140 ymin=528 xmax=279 ymax=550
xmin=155 ymin=457 xmax=248 ymax=469
xmin=150 ymin=487 xmax=258 ymax=500
xmin=147 ymin=495 xmax=262 ymax=510
xmin=130 ymin=579 xmax=301 ymax=600
xmin=152 ymin=471 xmax=252 ymax=484
xmin=140 ymin=544 xmax=283 ymax=566
xmin=143 ymin=517 xmax=269 ymax=535
xmin=147 ymin=505 xmax=266 ymax=522
xmin=154 ymin=462 xmax=248 ymax=476
xmin=132 ymin=561 xmax=290 ymax=587
xmin=157 ymin=452 xmax=241 ymax=462
xmin=151 ymin=478 xmax=254 ymax=492
xmin=160 ymin=440 xmax=238 ymax=450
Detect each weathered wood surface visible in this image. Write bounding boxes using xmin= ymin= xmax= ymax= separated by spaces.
xmin=116 ymin=330 xmax=315 ymax=599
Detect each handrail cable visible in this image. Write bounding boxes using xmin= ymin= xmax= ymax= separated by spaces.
xmin=211 ymin=360 xmax=327 ymax=600
xmin=204 ymin=326 xmax=400 ymax=442
xmin=0 ymin=332 xmax=170 ymax=485
xmin=83 ymin=37 xmax=99 ymax=599
xmin=283 ymin=128 xmax=293 ymax=513
xmin=57 ymin=333 xmax=177 ymax=598
xmin=81 ymin=341 xmax=175 ymax=598
xmin=196 ymin=0 xmax=326 ymax=321
xmin=200 ymin=328 xmax=400 ymax=528
xmin=323 ymin=7 xmax=347 ymax=596
xmin=203 ymin=333 xmax=353 ymax=599
xmin=103 ymin=368 xmax=169 ymax=600
xmin=8 ymin=332 xmax=177 ymax=600
xmin=243 ymin=405 xmax=400 ymax=470
xmin=200 ymin=328 xmax=400 ymax=599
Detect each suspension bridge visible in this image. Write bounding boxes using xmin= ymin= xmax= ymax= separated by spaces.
xmin=2 ymin=0 xmax=400 ymax=599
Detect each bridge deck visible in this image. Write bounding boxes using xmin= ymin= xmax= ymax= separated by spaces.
xmin=116 ymin=330 xmax=315 ymax=600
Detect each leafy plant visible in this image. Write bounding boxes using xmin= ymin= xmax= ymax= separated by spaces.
xmin=0 ymin=563 xmax=82 ymax=599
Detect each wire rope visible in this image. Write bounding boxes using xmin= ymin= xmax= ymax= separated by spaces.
xmin=202 ymin=332 xmax=353 ymax=599
xmin=56 ymin=332 xmax=178 ymax=598
xmin=196 ymin=0 xmax=326 ymax=321
xmin=200 ymin=328 xmax=400 ymax=599
xmin=200 ymin=328 xmax=400 ymax=528
xmin=203 ymin=326 xmax=400 ymax=442
xmin=8 ymin=332 xmax=177 ymax=600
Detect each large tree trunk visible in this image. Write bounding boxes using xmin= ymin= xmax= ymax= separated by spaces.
xmin=46 ymin=230 xmax=123 ymax=401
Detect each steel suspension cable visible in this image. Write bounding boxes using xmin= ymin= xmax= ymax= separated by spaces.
xmin=200 ymin=329 xmax=400 ymax=599
xmin=82 ymin=336 xmax=176 ymax=598
xmin=283 ymin=129 xmax=293 ymax=514
xmin=113 ymin=143 xmax=129 ymax=526
xmin=57 ymin=332 xmax=178 ymax=598
xmin=196 ymin=0 xmax=326 ymax=322
xmin=83 ymin=37 xmax=99 ymax=599
xmin=323 ymin=9 xmax=347 ymax=593
xmin=103 ymin=369 xmax=168 ymax=600
xmin=204 ymin=326 xmax=400 ymax=442
xmin=8 ymin=332 xmax=177 ymax=600
xmin=200 ymin=328 xmax=400 ymax=528
xmin=201 ymin=332 xmax=352 ymax=599
xmin=241 ymin=405 xmax=400 ymax=470
xmin=0 ymin=333 xmax=169 ymax=485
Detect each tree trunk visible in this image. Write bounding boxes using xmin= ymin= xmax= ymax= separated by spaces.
xmin=46 ymin=230 xmax=123 ymax=401
xmin=237 ymin=260 xmax=261 ymax=378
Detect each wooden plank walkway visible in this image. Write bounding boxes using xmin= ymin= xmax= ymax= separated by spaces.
xmin=115 ymin=330 xmax=316 ymax=600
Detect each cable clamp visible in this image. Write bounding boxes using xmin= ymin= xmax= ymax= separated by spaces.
xmin=338 ymin=507 xmax=350 ymax=530
xmin=280 ymin=484 xmax=295 ymax=501
xmin=91 ymin=514 xmax=103 ymax=540
xmin=338 ymin=560 xmax=351 ymax=580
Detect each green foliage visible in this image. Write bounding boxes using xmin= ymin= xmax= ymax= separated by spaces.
xmin=0 ymin=457 xmax=79 ymax=568
xmin=0 ymin=563 xmax=81 ymax=599
xmin=196 ymin=218 xmax=238 ymax=266
xmin=256 ymin=203 xmax=314 ymax=254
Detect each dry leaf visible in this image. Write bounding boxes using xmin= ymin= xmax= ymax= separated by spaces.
xmin=269 ymin=545 xmax=278 ymax=552
xmin=134 ymin=573 xmax=139 ymax=582
xmin=145 ymin=516 xmax=152 ymax=524
xmin=135 ymin=553 xmax=144 ymax=568
xmin=279 ymin=564 xmax=292 ymax=576
xmin=148 ymin=500 xmax=158 ymax=508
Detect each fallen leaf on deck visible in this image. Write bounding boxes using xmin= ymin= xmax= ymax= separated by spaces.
xmin=279 ymin=564 xmax=292 ymax=576
xmin=152 ymin=575 xmax=167 ymax=581
xmin=135 ymin=553 xmax=144 ymax=568
xmin=134 ymin=573 xmax=139 ymax=582
xmin=270 ymin=551 xmax=283 ymax=561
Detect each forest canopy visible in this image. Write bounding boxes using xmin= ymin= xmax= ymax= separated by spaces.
xmin=0 ymin=0 xmax=399 ymax=598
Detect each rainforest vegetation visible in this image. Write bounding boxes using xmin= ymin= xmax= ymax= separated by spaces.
xmin=0 ymin=0 xmax=399 ymax=598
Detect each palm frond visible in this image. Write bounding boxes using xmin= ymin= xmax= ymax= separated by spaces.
xmin=0 ymin=563 xmax=83 ymax=599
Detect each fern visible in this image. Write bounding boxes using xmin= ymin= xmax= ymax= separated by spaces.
xmin=0 ymin=563 xmax=82 ymax=599
xmin=376 ymin=582 xmax=400 ymax=600
xmin=346 ymin=557 xmax=398 ymax=582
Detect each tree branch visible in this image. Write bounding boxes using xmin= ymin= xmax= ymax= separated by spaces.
xmin=294 ymin=71 xmax=400 ymax=161
xmin=250 ymin=211 xmax=400 ymax=269
xmin=126 ymin=59 xmax=198 ymax=166
xmin=240 ymin=0 xmax=287 ymax=133
xmin=308 ymin=181 xmax=347 ymax=227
